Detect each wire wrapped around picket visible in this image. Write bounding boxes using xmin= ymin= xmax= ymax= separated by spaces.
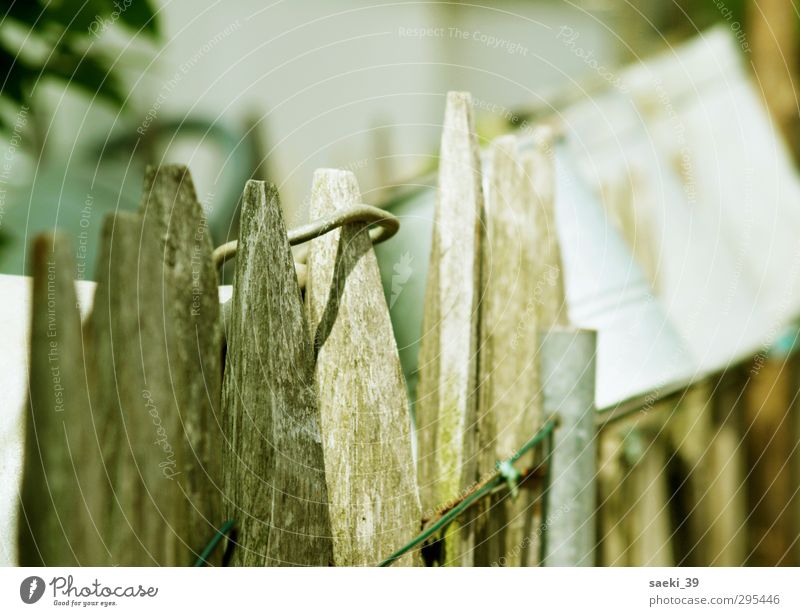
xmin=20 ymin=88 xmax=765 ymax=569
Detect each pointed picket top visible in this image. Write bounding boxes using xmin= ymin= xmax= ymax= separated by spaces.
xmin=19 ymin=233 xmax=95 ymax=565
xmin=415 ymin=91 xmax=484 ymax=565
xmin=474 ymin=135 xmax=545 ymax=565
xmin=305 ymin=168 xmax=421 ymax=566
xmin=522 ymin=128 xmax=568 ymax=328
xmin=222 ymin=180 xmax=333 ymax=566
xmin=138 ymin=165 xmax=224 ymax=563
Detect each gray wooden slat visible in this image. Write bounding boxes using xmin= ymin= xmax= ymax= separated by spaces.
xmin=415 ymin=212 xmax=441 ymax=523
xmin=88 ymin=211 xmax=155 ymax=564
xmin=475 ymin=135 xmax=543 ymax=566
xmin=92 ymin=209 xmax=185 ymax=564
xmin=18 ymin=233 xmax=95 ymax=565
xmin=305 ymin=168 xmax=421 ymax=566
xmin=524 ymin=128 xmax=568 ymax=329
xmin=415 ymin=91 xmax=484 ymax=566
xmin=139 ymin=165 xmax=224 ymax=564
xmin=83 ymin=165 xmax=224 ymax=565
xmin=222 ymin=180 xmax=333 ymax=566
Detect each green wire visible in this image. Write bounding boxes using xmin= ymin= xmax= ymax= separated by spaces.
xmin=379 ymin=419 xmax=556 ymax=567
xmin=191 ymin=420 xmax=554 ymax=567
xmin=193 ymin=519 xmax=236 ymax=566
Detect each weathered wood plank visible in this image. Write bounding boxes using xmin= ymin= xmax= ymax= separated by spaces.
xmin=222 ymin=180 xmax=333 ymax=566
xmin=88 ymin=211 xmax=158 ymax=564
xmin=18 ymin=233 xmax=95 ymax=565
xmin=305 ymin=168 xmax=421 ymax=566
xmin=415 ymin=205 xmax=441 ymax=525
xmin=415 ymin=91 xmax=483 ymax=566
xmin=83 ymin=165 xmax=224 ymax=565
xmin=475 ymin=135 xmax=542 ymax=566
xmin=139 ymin=165 xmax=224 ymax=564
xmin=524 ymin=128 xmax=568 ymax=329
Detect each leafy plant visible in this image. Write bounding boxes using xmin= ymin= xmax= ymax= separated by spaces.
xmin=0 ymin=0 xmax=160 ymax=129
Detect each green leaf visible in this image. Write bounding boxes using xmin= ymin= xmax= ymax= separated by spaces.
xmin=116 ymin=0 xmax=160 ymax=37
xmin=45 ymin=50 xmax=124 ymax=106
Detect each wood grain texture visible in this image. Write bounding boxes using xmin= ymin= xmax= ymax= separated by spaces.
xmin=415 ymin=205 xmax=441 ymax=522
xmin=305 ymin=168 xmax=421 ymax=566
xmin=415 ymin=92 xmax=483 ymax=566
xmin=524 ymin=129 xmax=568 ymax=328
xmin=222 ymin=180 xmax=333 ymax=566
xmin=475 ymin=136 xmax=543 ymax=566
xmin=139 ymin=165 xmax=224 ymax=564
xmin=18 ymin=233 xmax=95 ymax=565
xmin=83 ymin=165 xmax=224 ymax=565
xmin=88 ymin=211 xmax=157 ymax=564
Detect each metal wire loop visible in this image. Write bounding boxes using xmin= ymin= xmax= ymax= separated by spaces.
xmin=212 ymin=203 xmax=400 ymax=270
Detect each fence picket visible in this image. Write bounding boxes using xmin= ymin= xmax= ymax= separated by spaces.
xmin=80 ymin=166 xmax=223 ymax=565
xmin=139 ymin=165 xmax=225 ymax=564
xmin=475 ymin=135 xmax=542 ymax=566
xmin=12 ymin=81 xmax=785 ymax=570
xmin=305 ymin=169 xmax=421 ymax=566
xmin=524 ymin=129 xmax=568 ymax=328
xmin=18 ymin=234 xmax=95 ymax=565
xmin=221 ymin=180 xmax=333 ymax=566
xmin=415 ymin=92 xmax=483 ymax=566
xmin=86 ymin=212 xmax=148 ymax=564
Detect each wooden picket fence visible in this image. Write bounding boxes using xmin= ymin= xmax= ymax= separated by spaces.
xmin=17 ymin=91 xmax=799 ymax=567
